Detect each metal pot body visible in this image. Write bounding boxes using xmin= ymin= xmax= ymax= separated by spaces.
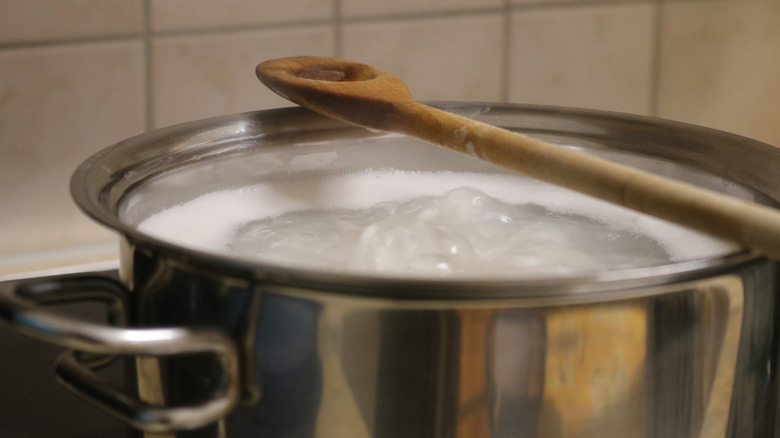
xmin=124 ymin=240 xmax=777 ymax=438
xmin=2 ymin=103 xmax=780 ymax=437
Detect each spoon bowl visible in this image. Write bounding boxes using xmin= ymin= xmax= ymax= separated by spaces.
xmin=257 ymin=57 xmax=414 ymax=132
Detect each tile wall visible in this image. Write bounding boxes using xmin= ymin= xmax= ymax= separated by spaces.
xmin=1 ymin=0 xmax=779 ymax=273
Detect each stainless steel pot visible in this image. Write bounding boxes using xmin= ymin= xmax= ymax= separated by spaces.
xmin=1 ymin=103 xmax=779 ymax=437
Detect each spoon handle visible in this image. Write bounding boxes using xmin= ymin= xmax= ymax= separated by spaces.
xmin=257 ymin=56 xmax=780 ymax=260
xmin=393 ymin=101 xmax=780 ymax=259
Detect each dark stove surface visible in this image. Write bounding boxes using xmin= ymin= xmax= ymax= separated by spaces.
xmin=0 ymin=324 xmax=127 ymax=437
xmin=0 ymin=264 xmax=127 ymax=437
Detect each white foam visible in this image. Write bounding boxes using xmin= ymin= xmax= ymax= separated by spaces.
xmin=136 ymin=170 xmax=737 ymax=277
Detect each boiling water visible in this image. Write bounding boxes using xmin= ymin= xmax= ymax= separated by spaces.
xmin=136 ymin=170 xmax=737 ymax=278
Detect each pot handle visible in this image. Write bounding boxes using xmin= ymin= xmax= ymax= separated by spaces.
xmin=0 ymin=273 xmax=240 ymax=433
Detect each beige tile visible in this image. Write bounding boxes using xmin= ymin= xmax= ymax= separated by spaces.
xmin=657 ymin=0 xmax=780 ymax=146
xmin=0 ymin=0 xmax=143 ymax=43
xmin=152 ymin=26 xmax=334 ymax=128
xmin=342 ymin=0 xmax=501 ymax=18
xmin=0 ymin=42 xmax=145 ymax=256
xmin=512 ymin=0 xmax=593 ymax=4
xmin=151 ymin=0 xmax=333 ymax=32
xmin=508 ymin=3 xmax=655 ymax=114
xmin=342 ymin=14 xmax=503 ymax=101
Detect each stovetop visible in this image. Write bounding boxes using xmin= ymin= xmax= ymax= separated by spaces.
xmin=0 ymin=260 xmax=129 ymax=437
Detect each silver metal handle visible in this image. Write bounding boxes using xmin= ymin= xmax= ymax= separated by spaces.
xmin=0 ymin=274 xmax=240 ymax=433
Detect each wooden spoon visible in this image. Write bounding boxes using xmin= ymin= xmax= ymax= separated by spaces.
xmin=257 ymin=56 xmax=780 ymax=260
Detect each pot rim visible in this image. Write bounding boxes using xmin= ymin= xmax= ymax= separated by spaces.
xmin=71 ymin=103 xmax=778 ymax=300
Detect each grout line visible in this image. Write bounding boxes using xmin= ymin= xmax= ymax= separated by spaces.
xmin=649 ymin=0 xmax=664 ymax=117
xmin=0 ymin=20 xmax=335 ymax=51
xmin=150 ymin=19 xmax=335 ymax=39
xmin=336 ymin=0 xmax=652 ymax=25
xmin=509 ymin=0 xmax=655 ymax=10
xmin=0 ymin=34 xmax=141 ymax=50
xmin=143 ymin=0 xmax=154 ymax=131
xmin=334 ymin=0 xmax=343 ymax=57
xmin=341 ymin=6 xmax=503 ymax=24
xmin=500 ymin=0 xmax=512 ymax=103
